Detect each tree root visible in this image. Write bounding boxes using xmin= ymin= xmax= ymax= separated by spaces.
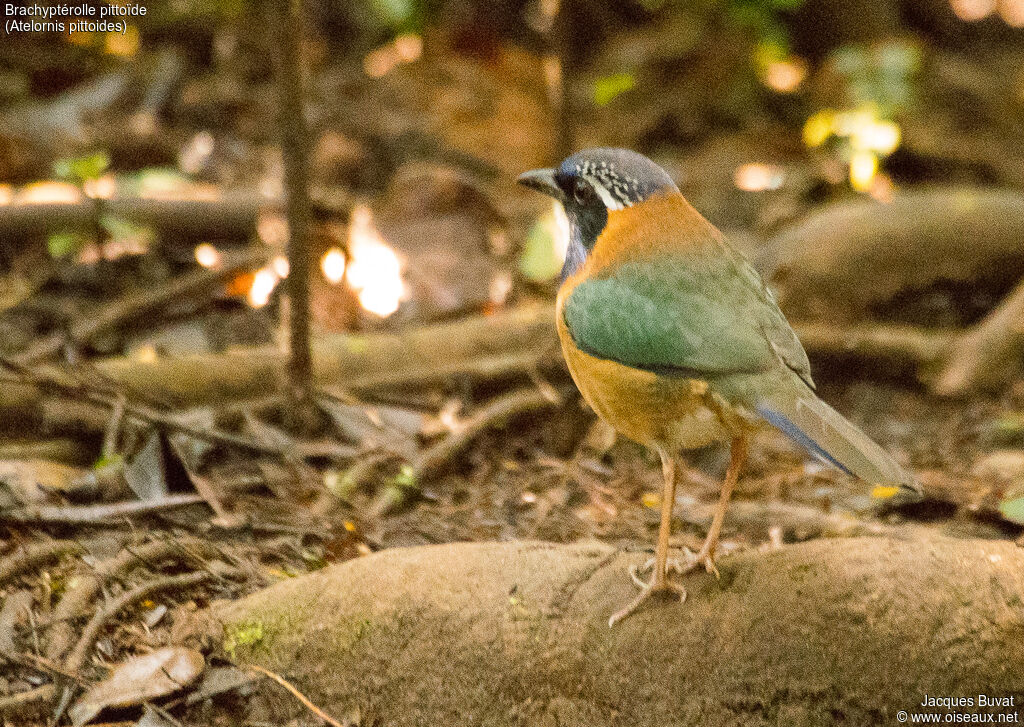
xmin=931 ymin=276 xmax=1024 ymax=396
xmin=203 ymin=537 xmax=1024 ymax=727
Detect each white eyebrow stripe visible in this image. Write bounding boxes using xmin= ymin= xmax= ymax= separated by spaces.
xmin=582 ymin=173 xmax=627 ymax=210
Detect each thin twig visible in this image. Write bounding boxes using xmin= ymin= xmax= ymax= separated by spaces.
xmin=247 ymin=663 xmax=347 ymax=727
xmin=44 ymin=537 xmax=219 ymax=661
xmin=167 ymin=437 xmax=241 ymax=527
xmin=0 ymin=540 xmax=85 ymax=584
xmin=102 ymin=395 xmax=127 ymax=459
xmin=65 ymin=571 xmax=215 ymax=672
xmin=0 ymin=494 xmax=207 ymax=525
xmin=415 ymin=387 xmax=567 ymax=480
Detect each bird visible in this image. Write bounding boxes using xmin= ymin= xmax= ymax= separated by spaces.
xmin=517 ymin=148 xmax=920 ymax=627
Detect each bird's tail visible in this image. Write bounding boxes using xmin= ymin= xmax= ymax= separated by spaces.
xmin=756 ymin=382 xmax=920 ymax=496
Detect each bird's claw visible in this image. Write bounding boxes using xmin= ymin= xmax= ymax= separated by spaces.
xmin=610 ymin=548 xmax=721 ymax=626
xmin=608 ymin=580 xmax=686 ymax=627
xmin=686 ymin=549 xmax=719 ymax=579
xmin=697 ymin=553 xmax=719 ymax=579
xmin=628 ymin=556 xmax=687 ymax=588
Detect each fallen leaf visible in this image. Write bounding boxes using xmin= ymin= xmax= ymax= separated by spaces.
xmin=68 ymin=647 xmax=205 ymax=725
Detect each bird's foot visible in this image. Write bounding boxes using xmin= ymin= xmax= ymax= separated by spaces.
xmin=630 ymin=548 xmax=720 ymax=585
xmin=608 ymin=578 xmax=686 ymax=628
xmin=627 ymin=557 xmax=687 ymax=588
xmin=685 ymin=547 xmax=720 ymax=579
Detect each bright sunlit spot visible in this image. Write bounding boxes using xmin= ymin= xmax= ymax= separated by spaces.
xmin=16 ymin=182 xmax=82 ymax=205
xmin=734 ymin=163 xmax=785 ymax=192
xmin=248 ymin=266 xmax=280 ymax=308
xmin=321 ymin=247 xmax=346 ymax=284
xmin=804 ymin=105 xmax=902 ymax=195
xmin=999 ymin=0 xmax=1024 ymax=25
xmin=258 ymin=213 xmax=288 ymax=247
xmin=849 ymin=150 xmax=879 ymax=192
xmin=179 ymin=131 xmax=215 ymax=175
xmin=135 ymin=344 xmax=158 ymax=363
xmin=762 ymin=58 xmax=807 ymax=93
xmin=850 ymin=119 xmax=901 ymax=155
xmin=83 ymin=173 xmax=116 ymax=200
xmin=194 ymin=243 xmax=221 ymax=268
xmin=363 ymin=33 xmax=423 ymax=78
xmin=272 ymin=255 xmax=290 ymax=278
xmin=346 ymin=205 xmax=407 ymax=317
xmin=951 ymin=0 xmax=996 ymax=19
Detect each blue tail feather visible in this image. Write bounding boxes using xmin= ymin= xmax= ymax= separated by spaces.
xmin=756 ymin=404 xmax=854 ymax=477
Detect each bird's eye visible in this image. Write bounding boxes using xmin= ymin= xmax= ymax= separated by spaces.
xmin=573 ymin=179 xmax=596 ymax=204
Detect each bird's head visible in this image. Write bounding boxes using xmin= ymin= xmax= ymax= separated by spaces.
xmin=517 ymin=148 xmax=679 ymax=280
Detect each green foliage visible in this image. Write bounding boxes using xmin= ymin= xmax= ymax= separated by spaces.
xmin=100 ymin=213 xmax=150 ymax=244
xmin=372 ymin=0 xmax=417 ymax=27
xmin=593 ymin=73 xmax=637 ymax=107
xmin=830 ymin=40 xmax=921 ymax=115
xmin=999 ymin=490 xmax=1024 ymax=525
xmin=93 ymin=452 xmax=125 ymax=472
xmin=391 ymin=464 xmax=417 ymax=489
xmin=726 ymin=0 xmax=804 ymax=54
xmin=53 ymin=151 xmax=110 ymax=184
xmin=47 ymin=231 xmax=89 ymax=259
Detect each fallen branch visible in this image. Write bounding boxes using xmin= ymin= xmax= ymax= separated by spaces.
xmin=0 ymin=295 xmax=1017 ymax=426
xmin=793 ymin=321 xmax=955 ymax=369
xmin=0 ymin=186 xmax=354 ymax=244
xmin=0 ymin=196 xmax=261 ymax=243
xmin=0 ymin=305 xmax=558 ymax=411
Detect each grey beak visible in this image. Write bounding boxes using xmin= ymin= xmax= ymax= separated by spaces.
xmin=517 ymin=168 xmax=565 ymax=203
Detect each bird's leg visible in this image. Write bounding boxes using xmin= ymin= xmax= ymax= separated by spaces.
xmin=609 ymin=449 xmax=686 ymax=627
xmin=688 ymin=435 xmax=747 ymax=578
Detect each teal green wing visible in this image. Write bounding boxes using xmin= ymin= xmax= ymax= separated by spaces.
xmin=565 ymin=247 xmax=920 ymax=491
xmin=562 ymin=247 xmax=813 ymax=386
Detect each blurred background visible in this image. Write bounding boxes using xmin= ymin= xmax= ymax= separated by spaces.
xmin=2 ymin=0 xmax=1024 ymax=721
